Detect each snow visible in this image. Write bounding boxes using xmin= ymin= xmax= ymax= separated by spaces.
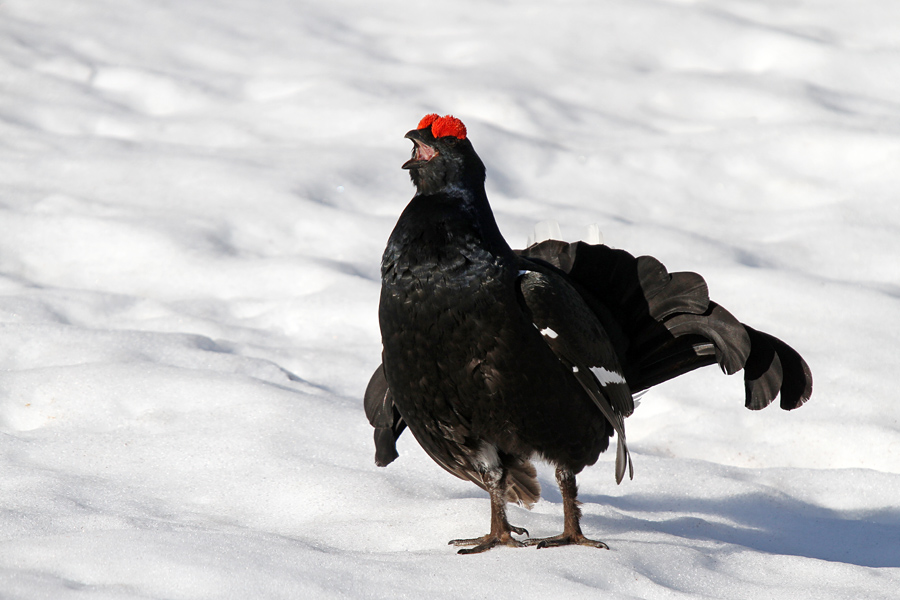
xmin=1 ymin=0 xmax=899 ymax=597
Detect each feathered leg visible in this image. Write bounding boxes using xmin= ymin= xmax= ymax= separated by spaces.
xmin=525 ymin=465 xmax=609 ymax=549
xmin=449 ymin=467 xmax=528 ymax=554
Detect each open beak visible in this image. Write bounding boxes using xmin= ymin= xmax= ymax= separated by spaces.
xmin=402 ymin=137 xmax=438 ymax=170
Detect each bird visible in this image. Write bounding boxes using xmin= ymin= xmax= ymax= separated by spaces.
xmin=366 ymin=114 xmax=812 ymax=554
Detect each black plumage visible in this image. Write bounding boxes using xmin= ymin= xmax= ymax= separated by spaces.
xmin=366 ymin=114 xmax=812 ymax=554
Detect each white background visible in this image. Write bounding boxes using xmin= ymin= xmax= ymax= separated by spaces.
xmin=1 ymin=1 xmax=898 ymax=597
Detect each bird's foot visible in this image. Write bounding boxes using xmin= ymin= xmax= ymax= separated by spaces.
xmin=449 ymin=525 xmax=529 ymax=554
xmin=523 ymin=532 xmax=609 ymax=550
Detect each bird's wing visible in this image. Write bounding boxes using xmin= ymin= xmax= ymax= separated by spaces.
xmin=363 ymin=364 xmax=406 ymax=467
xmin=516 ymin=263 xmax=635 ymax=484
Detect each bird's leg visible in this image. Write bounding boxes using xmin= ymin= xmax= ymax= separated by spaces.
xmin=524 ymin=465 xmax=609 ymax=549
xmin=449 ymin=467 xmax=528 ymax=554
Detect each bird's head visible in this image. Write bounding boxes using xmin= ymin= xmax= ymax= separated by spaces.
xmin=403 ymin=114 xmax=486 ymax=196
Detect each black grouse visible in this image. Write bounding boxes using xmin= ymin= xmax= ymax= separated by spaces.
xmin=366 ymin=114 xmax=812 ymax=554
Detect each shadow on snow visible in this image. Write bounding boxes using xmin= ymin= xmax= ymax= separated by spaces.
xmin=579 ymin=490 xmax=900 ymax=568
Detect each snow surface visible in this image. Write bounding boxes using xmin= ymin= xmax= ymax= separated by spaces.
xmin=1 ymin=0 xmax=899 ymax=597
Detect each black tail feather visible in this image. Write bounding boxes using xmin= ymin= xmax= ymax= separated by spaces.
xmin=742 ymin=325 xmax=784 ymax=410
xmin=630 ymin=336 xmax=717 ymax=392
xmin=743 ymin=325 xmax=812 ymax=410
xmin=643 ymin=302 xmax=750 ymax=377
xmin=640 ymin=260 xmax=710 ymax=320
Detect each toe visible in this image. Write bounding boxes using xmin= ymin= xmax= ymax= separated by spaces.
xmin=452 ymin=532 xmax=526 ymax=554
xmin=449 ymin=537 xmax=483 ymax=547
xmin=526 ymin=533 xmax=609 ymax=549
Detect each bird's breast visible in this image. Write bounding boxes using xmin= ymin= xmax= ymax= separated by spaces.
xmin=379 ymin=226 xmax=519 ymax=386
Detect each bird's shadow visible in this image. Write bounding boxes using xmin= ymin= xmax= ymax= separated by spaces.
xmin=574 ymin=489 xmax=900 ymax=568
